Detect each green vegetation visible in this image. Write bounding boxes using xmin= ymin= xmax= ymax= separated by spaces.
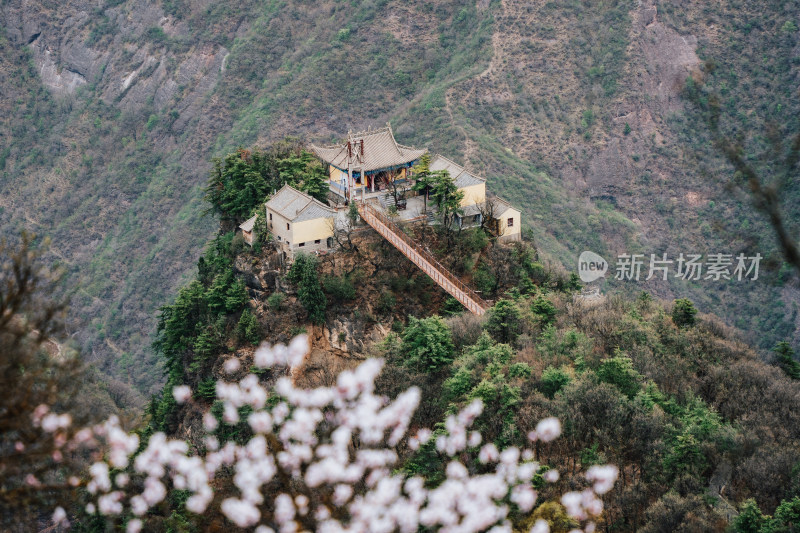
xmin=149 ymin=231 xmax=250 ymax=433
xmin=369 ymin=275 xmax=800 ymax=530
xmin=287 ymin=254 xmax=326 ymax=325
xmin=401 ymin=316 xmax=456 ymax=373
xmin=205 ymin=143 xmax=328 ymax=222
xmin=774 ymin=341 xmax=800 ymax=380
xmin=672 ymin=298 xmax=698 ymax=328
xmin=485 ymin=299 xmax=521 ymax=344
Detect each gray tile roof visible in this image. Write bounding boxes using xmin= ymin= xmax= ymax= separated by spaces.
xmin=461 ymin=203 xmax=484 ymax=216
xmin=429 ymin=154 xmax=486 ymax=188
xmin=311 ymin=124 xmax=426 ymax=173
xmin=488 ymin=195 xmax=518 ymax=216
xmin=295 ymin=202 xmax=336 ymax=223
xmin=239 ymin=215 xmax=257 ymax=232
xmin=265 ymin=185 xmax=336 ymax=222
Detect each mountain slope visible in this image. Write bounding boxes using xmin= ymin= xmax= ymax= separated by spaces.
xmin=0 ymin=0 xmax=797 ymax=399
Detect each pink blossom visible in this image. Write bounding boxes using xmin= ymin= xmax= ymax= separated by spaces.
xmin=76 ymin=335 xmax=615 ymax=533
xmin=533 ymin=417 xmax=561 ymax=442
xmin=530 ymin=519 xmax=550 ymax=533
xmin=223 ymin=358 xmax=241 ymax=374
xmin=561 ymin=491 xmax=585 ymax=520
xmin=41 ymin=413 xmax=71 ymax=432
xmin=220 ymin=498 xmax=260 ymax=528
xmin=585 ymin=464 xmax=619 ymax=495
xmin=32 ymin=404 xmax=49 ymax=425
xmin=248 ymin=411 xmax=273 ymax=433
xmin=98 ymin=491 xmax=124 ymax=515
xmin=511 ymin=485 xmax=537 ymax=512
xmin=203 ymin=411 xmax=218 ymax=432
xmin=52 ymin=507 xmax=67 ymax=525
xmin=479 ymin=443 xmax=500 ymax=464
xmin=126 ymin=519 xmax=142 ymax=533
xmin=172 ymin=385 xmax=192 ymax=404
xmin=274 ymin=493 xmax=295 ymax=524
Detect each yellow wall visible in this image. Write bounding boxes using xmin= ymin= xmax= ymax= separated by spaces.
xmin=459 ymin=182 xmax=486 ymax=207
xmin=293 ymin=216 xmax=335 ymax=244
xmin=267 ymin=209 xmax=292 ymax=247
xmin=497 ymin=207 xmax=521 ymax=238
xmin=329 ymin=166 xmax=347 ymax=183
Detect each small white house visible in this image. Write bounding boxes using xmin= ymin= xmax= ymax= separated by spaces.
xmin=238 ymin=215 xmax=257 ymax=246
xmin=488 ymin=196 xmax=522 ymax=242
xmin=265 ymin=185 xmax=337 ymax=260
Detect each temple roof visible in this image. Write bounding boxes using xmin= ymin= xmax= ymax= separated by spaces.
xmin=429 ymin=154 xmax=486 ymax=188
xmin=265 ymin=185 xmax=336 ymax=222
xmin=311 ymin=124 xmax=426 ymax=173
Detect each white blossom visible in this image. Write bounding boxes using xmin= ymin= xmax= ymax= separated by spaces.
xmin=172 ymin=385 xmax=192 ymax=404
xmin=78 ymin=336 xmax=617 ymax=533
xmin=530 ymin=519 xmax=550 ymax=533
xmin=221 ymin=498 xmax=260 ymax=528
xmin=532 ymin=417 xmax=561 ymax=442
xmin=585 ymin=464 xmax=619 ymax=495
xmin=52 ymin=507 xmax=67 ymax=525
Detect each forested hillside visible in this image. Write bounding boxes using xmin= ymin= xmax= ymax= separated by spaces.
xmin=61 ymin=144 xmax=800 ymax=530
xmin=0 ymin=0 xmax=798 ymax=405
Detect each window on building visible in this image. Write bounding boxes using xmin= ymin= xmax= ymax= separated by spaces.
xmin=299 ymin=242 xmax=305 ymax=247
xmin=327 ymin=237 xmax=333 ymax=248
xmin=507 ymin=217 xmax=514 ymax=227
xmin=269 ymin=213 xmax=272 ymax=220
xmin=314 ymin=239 xmax=321 ymax=244
xmin=286 ymin=223 xmax=290 ymax=230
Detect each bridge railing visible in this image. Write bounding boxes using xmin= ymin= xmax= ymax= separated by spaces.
xmin=358 ymin=203 xmax=490 ymax=315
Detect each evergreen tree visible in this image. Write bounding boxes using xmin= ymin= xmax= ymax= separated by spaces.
xmin=531 ymin=295 xmax=557 ymax=326
xmin=540 ymin=366 xmax=571 ymax=399
xmin=672 ymin=298 xmax=698 ymax=328
xmin=411 ymin=153 xmax=436 ymax=212
xmin=401 ymin=316 xmax=455 ymax=373
xmin=774 ymin=341 xmax=800 ymax=380
xmin=486 ymin=299 xmax=521 ymax=344
xmin=287 ymin=254 xmax=327 ymax=325
xmin=429 ymin=169 xmax=464 ymax=227
xmin=596 ymin=351 xmax=642 ymax=399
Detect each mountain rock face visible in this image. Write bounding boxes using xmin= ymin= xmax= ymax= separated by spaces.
xmin=0 ymin=0 xmax=797 ymax=401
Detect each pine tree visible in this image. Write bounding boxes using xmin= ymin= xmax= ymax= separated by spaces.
xmin=774 ymin=341 xmax=800 ymax=380
xmin=288 ymin=254 xmax=327 ymax=325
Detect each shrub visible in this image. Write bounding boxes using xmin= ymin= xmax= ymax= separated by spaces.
xmin=672 ymin=298 xmax=698 ymax=328
xmin=531 ymin=296 xmax=557 ymax=326
xmin=774 ymin=341 xmax=800 ymax=380
xmin=474 ymin=262 xmax=497 ymax=294
xmin=267 ymin=292 xmax=285 ymax=311
xmin=401 ymin=316 xmax=455 ymax=373
xmin=378 ymin=292 xmax=396 ymax=315
xmin=485 ymin=299 xmax=521 ymax=344
xmin=287 ymin=254 xmax=326 ymax=325
xmin=323 ymin=274 xmax=356 ymax=303
xmin=442 ymin=296 xmax=465 ymax=316
xmin=236 ymin=308 xmax=261 ymax=345
xmin=540 ymin=366 xmax=571 ymax=398
xmin=596 ymin=351 xmax=642 ymax=399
